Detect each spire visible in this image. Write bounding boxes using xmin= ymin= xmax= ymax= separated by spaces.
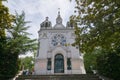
xmin=58 ymin=8 xmax=60 ymax=17
xmin=56 ymin=8 xmax=62 ymax=24
xmin=54 ymin=9 xmax=65 ymax=28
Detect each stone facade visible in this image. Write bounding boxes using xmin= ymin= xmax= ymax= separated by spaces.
xmin=34 ymin=12 xmax=86 ymax=75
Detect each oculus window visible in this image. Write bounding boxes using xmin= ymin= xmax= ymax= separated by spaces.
xmin=51 ymin=34 xmax=66 ymax=46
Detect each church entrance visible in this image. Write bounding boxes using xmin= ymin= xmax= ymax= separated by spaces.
xmin=54 ymin=54 xmax=64 ymax=73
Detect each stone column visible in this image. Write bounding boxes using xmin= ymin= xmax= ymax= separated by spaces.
xmin=64 ymin=56 xmax=67 ymax=74
xmin=51 ymin=54 xmax=54 ymax=74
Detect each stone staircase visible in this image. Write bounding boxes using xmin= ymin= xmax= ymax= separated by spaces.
xmin=16 ymin=74 xmax=102 ymax=80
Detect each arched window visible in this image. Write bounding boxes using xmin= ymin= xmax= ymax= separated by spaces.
xmin=54 ymin=54 xmax=64 ymax=73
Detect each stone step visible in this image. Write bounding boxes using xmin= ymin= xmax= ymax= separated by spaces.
xmin=16 ymin=74 xmax=101 ymax=80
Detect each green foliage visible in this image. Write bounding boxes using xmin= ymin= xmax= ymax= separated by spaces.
xmin=96 ymin=47 xmax=120 ymax=80
xmin=0 ymin=12 xmax=37 ymax=79
xmin=84 ymin=47 xmax=120 ymax=79
xmin=7 ymin=11 xmax=37 ymax=54
xmin=72 ymin=0 xmax=120 ymax=53
xmin=72 ymin=0 xmax=120 ymax=79
xmin=84 ymin=49 xmax=99 ymax=73
xmin=0 ymin=52 xmax=19 ymax=79
xmin=20 ymin=56 xmax=34 ymax=71
xmin=0 ymin=37 xmax=19 ymax=79
xmin=0 ymin=0 xmax=14 ymax=38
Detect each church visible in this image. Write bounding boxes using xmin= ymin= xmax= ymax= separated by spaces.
xmin=34 ymin=11 xmax=86 ymax=75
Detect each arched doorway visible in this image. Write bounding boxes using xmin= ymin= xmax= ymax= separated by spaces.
xmin=54 ymin=54 xmax=64 ymax=73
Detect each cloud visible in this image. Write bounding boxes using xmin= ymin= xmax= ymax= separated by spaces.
xmin=3 ymin=0 xmax=76 ymax=57
xmin=4 ymin=0 xmax=75 ymax=39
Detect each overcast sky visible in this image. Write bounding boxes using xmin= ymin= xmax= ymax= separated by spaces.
xmin=3 ymin=0 xmax=76 ymax=57
xmin=4 ymin=0 xmax=76 ymax=39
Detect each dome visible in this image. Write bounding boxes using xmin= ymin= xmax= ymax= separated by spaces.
xmin=40 ymin=17 xmax=52 ymax=28
xmin=54 ymin=24 xmax=65 ymax=29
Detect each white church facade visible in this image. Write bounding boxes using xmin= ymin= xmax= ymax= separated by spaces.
xmin=34 ymin=12 xmax=86 ymax=75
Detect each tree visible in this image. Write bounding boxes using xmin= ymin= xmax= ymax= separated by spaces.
xmin=0 ymin=12 xmax=37 ymax=79
xmin=0 ymin=0 xmax=14 ymax=38
xmin=7 ymin=11 xmax=37 ymax=55
xmin=84 ymin=49 xmax=101 ymax=73
xmin=72 ymin=0 xmax=120 ymax=52
xmin=0 ymin=0 xmax=16 ymax=79
xmin=96 ymin=47 xmax=120 ymax=80
xmin=20 ymin=56 xmax=34 ymax=71
xmin=71 ymin=0 xmax=120 ymax=79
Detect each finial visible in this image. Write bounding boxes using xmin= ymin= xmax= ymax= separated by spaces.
xmin=58 ymin=8 xmax=60 ymax=16
xmin=45 ymin=17 xmax=49 ymax=21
